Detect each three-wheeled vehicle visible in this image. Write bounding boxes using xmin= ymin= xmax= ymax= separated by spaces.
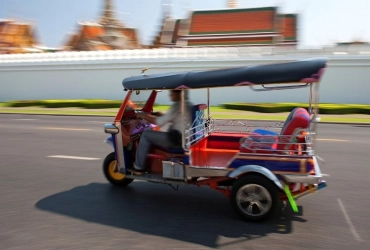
xmin=103 ymin=58 xmax=327 ymax=222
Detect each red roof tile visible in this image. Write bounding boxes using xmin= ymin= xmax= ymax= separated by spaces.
xmin=190 ymin=7 xmax=277 ymax=35
xmin=281 ymin=15 xmax=297 ymax=40
xmin=188 ymin=37 xmax=274 ymax=46
xmin=81 ymin=25 xmax=105 ymax=39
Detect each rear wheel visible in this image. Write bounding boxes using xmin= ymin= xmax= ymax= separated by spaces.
xmin=103 ymin=152 xmax=133 ymax=187
xmin=231 ymin=174 xmax=278 ymax=222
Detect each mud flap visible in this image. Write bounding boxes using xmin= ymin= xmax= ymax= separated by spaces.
xmin=284 ymin=184 xmax=299 ymax=212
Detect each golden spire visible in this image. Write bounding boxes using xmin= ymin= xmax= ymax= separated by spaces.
xmin=162 ymin=0 xmax=172 ymax=18
xmin=228 ymin=0 xmax=239 ymax=8
xmin=99 ymin=0 xmax=123 ymax=27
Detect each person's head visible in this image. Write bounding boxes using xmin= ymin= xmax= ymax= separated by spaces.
xmin=169 ymin=89 xmax=188 ymax=102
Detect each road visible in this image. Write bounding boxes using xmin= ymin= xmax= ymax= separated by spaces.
xmin=0 ymin=114 xmax=369 ymax=249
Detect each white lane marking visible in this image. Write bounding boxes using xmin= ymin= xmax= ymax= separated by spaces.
xmin=321 ymin=173 xmax=330 ymax=177
xmin=337 ymin=198 xmax=363 ymax=242
xmin=13 ymin=119 xmax=38 ymax=121
xmin=87 ymin=121 xmax=109 ymax=124
xmin=40 ymin=127 xmax=93 ymax=131
xmin=47 ymin=155 xmax=101 ymax=161
xmin=317 ymin=138 xmax=348 ymax=142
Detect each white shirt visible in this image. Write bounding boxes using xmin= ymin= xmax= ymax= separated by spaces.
xmin=156 ymin=100 xmax=193 ymax=132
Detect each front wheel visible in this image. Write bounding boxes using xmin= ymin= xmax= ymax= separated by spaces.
xmin=231 ymin=174 xmax=278 ymax=222
xmin=103 ymin=152 xmax=133 ymax=187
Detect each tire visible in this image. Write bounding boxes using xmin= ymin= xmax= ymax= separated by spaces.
xmin=103 ymin=152 xmax=133 ymax=187
xmin=231 ymin=174 xmax=278 ymax=222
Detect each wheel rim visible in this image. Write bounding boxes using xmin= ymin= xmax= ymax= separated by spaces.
xmin=236 ymin=184 xmax=272 ymax=217
xmin=108 ymin=160 xmax=126 ymax=181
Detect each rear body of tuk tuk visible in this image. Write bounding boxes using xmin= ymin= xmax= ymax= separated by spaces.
xmin=103 ymin=58 xmax=327 ymax=222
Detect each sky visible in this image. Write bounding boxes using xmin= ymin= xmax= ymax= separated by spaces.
xmin=0 ymin=0 xmax=369 ymax=49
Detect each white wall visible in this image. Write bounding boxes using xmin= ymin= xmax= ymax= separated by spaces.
xmin=0 ymin=48 xmax=369 ymax=105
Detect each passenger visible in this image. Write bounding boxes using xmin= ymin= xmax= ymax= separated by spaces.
xmin=133 ymin=89 xmax=193 ymax=171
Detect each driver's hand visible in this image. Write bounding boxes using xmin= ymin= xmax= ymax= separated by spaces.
xmin=136 ymin=112 xmax=145 ymax=120
xmin=151 ymin=111 xmax=163 ymax=117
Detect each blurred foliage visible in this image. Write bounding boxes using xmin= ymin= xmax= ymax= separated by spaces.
xmin=4 ymin=99 xmax=122 ymax=109
xmin=3 ymin=100 xmax=370 ymax=115
xmin=222 ymin=103 xmax=370 ymax=115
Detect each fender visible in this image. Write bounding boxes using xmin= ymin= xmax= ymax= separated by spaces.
xmin=228 ymin=165 xmax=284 ymax=190
xmin=104 ymin=135 xmax=114 ymax=148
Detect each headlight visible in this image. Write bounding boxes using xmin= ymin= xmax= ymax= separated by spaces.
xmin=104 ymin=124 xmax=119 ymax=134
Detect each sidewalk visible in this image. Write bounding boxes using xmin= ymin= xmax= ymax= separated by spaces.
xmin=0 ymin=107 xmax=369 ymax=124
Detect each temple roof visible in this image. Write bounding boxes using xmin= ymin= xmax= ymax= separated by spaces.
xmin=0 ymin=20 xmax=42 ymax=54
xmin=64 ymin=0 xmax=141 ymax=51
xmin=155 ymin=6 xmax=298 ymax=48
xmin=280 ymin=14 xmax=297 ymax=43
xmin=64 ymin=23 xmax=140 ymax=51
xmin=189 ymin=7 xmax=277 ymax=35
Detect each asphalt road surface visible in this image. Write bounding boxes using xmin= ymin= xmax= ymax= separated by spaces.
xmin=0 ymin=114 xmax=369 ymax=250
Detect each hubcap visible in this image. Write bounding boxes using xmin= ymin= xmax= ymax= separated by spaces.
xmin=236 ymin=184 xmax=272 ymax=217
xmin=108 ymin=160 xmax=126 ymax=180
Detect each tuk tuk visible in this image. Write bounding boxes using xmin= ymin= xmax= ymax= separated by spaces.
xmin=103 ymin=57 xmax=327 ymax=222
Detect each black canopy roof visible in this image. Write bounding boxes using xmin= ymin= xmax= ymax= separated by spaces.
xmin=122 ymin=57 xmax=327 ymax=90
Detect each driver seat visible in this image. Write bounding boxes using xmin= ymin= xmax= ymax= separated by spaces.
xmin=146 ymin=104 xmax=207 ymax=173
xmin=148 ymin=103 xmax=208 ymax=156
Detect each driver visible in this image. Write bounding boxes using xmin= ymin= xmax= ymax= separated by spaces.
xmin=133 ymin=89 xmax=193 ymax=172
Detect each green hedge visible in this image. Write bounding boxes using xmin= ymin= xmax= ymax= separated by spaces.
xmin=318 ymin=104 xmax=370 ymax=115
xmin=5 ymin=100 xmax=122 ymax=109
xmin=223 ymin=103 xmax=305 ymax=113
xmin=222 ymin=103 xmax=370 ymax=115
xmin=3 ymin=100 xmax=370 ymax=115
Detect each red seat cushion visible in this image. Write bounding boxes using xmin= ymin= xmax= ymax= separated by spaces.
xmin=277 ymin=108 xmax=310 ymax=152
xmin=240 ymin=108 xmax=310 ymax=154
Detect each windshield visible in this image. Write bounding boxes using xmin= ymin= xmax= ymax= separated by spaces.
xmin=125 ymin=90 xmax=153 ymax=112
xmin=125 ymin=90 xmax=155 ymax=113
